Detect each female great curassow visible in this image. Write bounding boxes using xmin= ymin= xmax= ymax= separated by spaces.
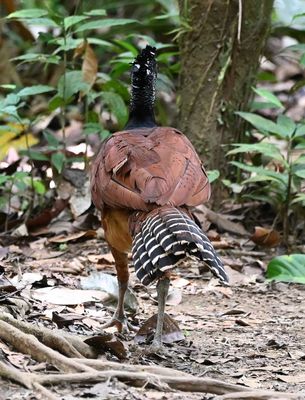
xmin=90 ymin=45 xmax=228 ymax=349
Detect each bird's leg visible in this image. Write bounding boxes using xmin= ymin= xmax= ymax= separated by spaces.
xmin=100 ymin=247 xmax=135 ymax=333
xmin=152 ymin=276 xmax=170 ymax=349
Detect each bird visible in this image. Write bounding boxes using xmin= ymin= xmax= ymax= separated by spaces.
xmin=90 ymin=45 xmax=228 ymax=349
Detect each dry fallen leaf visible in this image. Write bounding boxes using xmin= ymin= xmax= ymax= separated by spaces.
xmin=171 ymin=277 xmax=190 ymax=288
xmin=166 ymin=288 xmax=182 ymax=306
xmin=31 ymin=287 xmax=110 ymax=305
xmin=80 ymin=272 xmax=138 ymax=311
xmin=277 ymin=373 xmax=305 ymax=384
xmin=82 ymin=43 xmax=98 ymax=88
xmin=84 ymin=333 xmax=128 ymax=359
xmin=135 ymin=313 xmax=184 ymax=344
xmin=251 ymin=226 xmax=281 ymax=247
xmin=196 ymin=204 xmax=249 ymax=236
xmin=88 ymin=253 xmax=115 ymax=264
xmin=48 ymin=230 xmax=96 ymax=243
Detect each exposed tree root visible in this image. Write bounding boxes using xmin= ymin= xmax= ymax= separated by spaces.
xmin=0 ymin=312 xmax=301 ymax=399
xmin=216 ymin=391 xmax=302 ymax=400
xmin=0 ymin=319 xmax=93 ymax=373
xmin=72 ymin=358 xmax=189 ymax=377
xmin=0 ymin=312 xmax=96 ymax=358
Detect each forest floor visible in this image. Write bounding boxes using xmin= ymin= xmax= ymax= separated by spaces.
xmin=0 ymin=228 xmax=305 ymax=400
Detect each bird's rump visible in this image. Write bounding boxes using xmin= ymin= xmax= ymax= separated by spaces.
xmin=90 ymin=126 xmax=210 ymax=211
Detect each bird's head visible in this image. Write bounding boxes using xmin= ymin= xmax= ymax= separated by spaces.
xmin=131 ymin=45 xmax=157 ymax=91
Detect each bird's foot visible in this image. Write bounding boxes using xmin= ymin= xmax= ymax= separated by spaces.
xmin=100 ymin=314 xmax=137 ymax=333
xmin=141 ymin=342 xmax=169 ymax=356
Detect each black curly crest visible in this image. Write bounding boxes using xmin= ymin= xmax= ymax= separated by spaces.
xmin=125 ymin=45 xmax=157 ymax=130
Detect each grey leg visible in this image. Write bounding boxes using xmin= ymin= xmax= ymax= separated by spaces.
xmin=152 ymin=277 xmax=170 ymax=347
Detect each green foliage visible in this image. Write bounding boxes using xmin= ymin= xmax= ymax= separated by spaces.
xmin=0 ymin=1 xmax=179 ymax=228
xmin=230 ymin=88 xmax=305 ymax=241
xmin=266 ymin=254 xmax=305 ymax=284
xmin=0 ymin=171 xmax=46 ymax=216
xmin=207 ymin=169 xmax=220 ymax=183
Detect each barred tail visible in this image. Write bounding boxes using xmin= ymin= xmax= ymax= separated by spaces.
xmin=132 ymin=207 xmax=228 ymax=286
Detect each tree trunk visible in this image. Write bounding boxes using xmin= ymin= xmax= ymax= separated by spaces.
xmin=178 ymin=0 xmax=274 ymax=175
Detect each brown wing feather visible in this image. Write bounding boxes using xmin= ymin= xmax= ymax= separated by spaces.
xmin=90 ymin=127 xmax=210 ymax=211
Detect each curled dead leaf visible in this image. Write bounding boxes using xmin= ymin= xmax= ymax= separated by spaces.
xmin=82 ymin=43 xmax=98 ymax=88
xmin=84 ymin=333 xmax=128 ymax=359
xmin=251 ymin=226 xmax=281 ymax=247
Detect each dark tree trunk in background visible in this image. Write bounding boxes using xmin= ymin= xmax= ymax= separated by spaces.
xmin=178 ymin=0 xmax=274 ymax=179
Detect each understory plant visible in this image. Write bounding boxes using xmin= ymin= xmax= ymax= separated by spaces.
xmin=227 ymin=88 xmax=305 ymax=244
xmin=0 ymin=2 xmax=179 ymax=228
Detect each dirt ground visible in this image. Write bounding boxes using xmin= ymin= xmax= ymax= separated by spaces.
xmin=0 ymin=237 xmax=305 ymax=399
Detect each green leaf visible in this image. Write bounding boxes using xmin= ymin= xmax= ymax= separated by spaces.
xmin=242 ymin=174 xmax=286 ymax=186
xmin=12 ymin=53 xmax=60 ymax=64
xmin=75 ymin=18 xmax=138 ymax=33
xmin=0 ymin=84 xmax=16 ymax=90
xmin=250 ymin=101 xmax=278 ymax=111
xmin=293 ymin=154 xmax=305 ymax=165
xmin=300 ymin=53 xmax=305 ymax=67
xmin=51 ymin=152 xmax=65 ymax=173
xmin=102 ymin=79 xmax=129 ymax=101
xmin=1 ymin=105 xmax=19 ymax=117
xmin=291 ymin=194 xmax=305 ymax=205
xmin=4 ymin=93 xmax=20 ymax=106
xmin=266 ymin=254 xmax=305 ymax=284
xmin=206 ymin=169 xmax=220 ymax=183
xmin=227 ymin=143 xmax=285 ymax=163
xmin=230 ymin=161 xmax=288 ymax=186
xmin=295 ymin=124 xmax=305 ymax=138
xmin=57 ymin=71 xmax=89 ymax=102
xmin=18 ymin=85 xmax=55 ymax=97
xmin=84 ymin=9 xmax=107 ymax=16
xmin=252 ymin=87 xmax=283 ymax=108
xmin=53 ymin=37 xmax=112 ymax=53
xmin=0 ymin=175 xmax=10 ymax=185
xmin=100 ymin=92 xmax=128 ymax=129
xmin=13 ymin=171 xmax=29 ymax=180
xmin=83 ymin=122 xmax=102 ymax=135
xmin=33 ymin=179 xmax=46 ymax=195
xmin=19 ymin=150 xmax=49 ymax=161
xmin=43 ymin=131 xmax=60 ymax=147
xmin=236 ymin=112 xmax=279 ymax=135
xmin=221 ymin=179 xmax=243 ymax=193
xmin=276 ymin=115 xmax=296 ymax=138
xmin=64 ymin=15 xmax=88 ymax=29
xmin=24 ymin=18 xmax=59 ymax=27
xmin=293 ymin=169 xmax=305 ymax=179
xmin=48 ymin=96 xmax=65 ymax=111
xmin=7 ymin=9 xmax=48 ymax=19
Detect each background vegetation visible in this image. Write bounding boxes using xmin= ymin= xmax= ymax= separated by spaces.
xmin=0 ymin=0 xmax=304 ymax=279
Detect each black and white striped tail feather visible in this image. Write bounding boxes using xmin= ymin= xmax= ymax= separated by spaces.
xmin=132 ymin=208 xmax=228 ymax=286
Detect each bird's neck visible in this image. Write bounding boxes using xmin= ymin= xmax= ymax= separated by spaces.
xmin=125 ymin=105 xmax=156 ymax=129
xmin=124 ymin=75 xmax=157 ymax=130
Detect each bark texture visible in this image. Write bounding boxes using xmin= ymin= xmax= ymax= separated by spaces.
xmin=178 ymin=0 xmax=274 ymax=174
